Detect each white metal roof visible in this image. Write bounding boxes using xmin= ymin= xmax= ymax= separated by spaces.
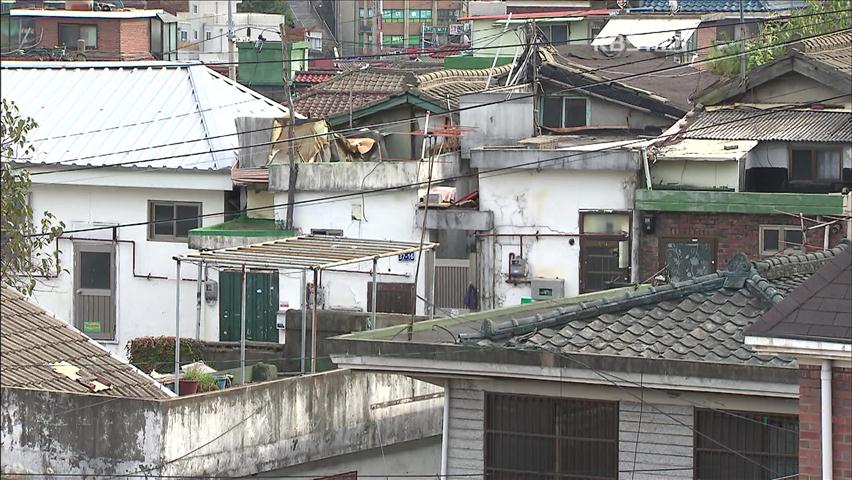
xmin=655 ymin=138 xmax=758 ymax=161
xmin=10 ymin=8 xmax=164 ymax=18
xmin=592 ymin=18 xmax=701 ymax=50
xmin=0 ymin=61 xmax=293 ymax=171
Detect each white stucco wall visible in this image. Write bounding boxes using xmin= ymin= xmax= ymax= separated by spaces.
xmin=28 ymin=178 xmax=226 ymax=358
xmin=477 ymin=169 xmax=637 ymax=308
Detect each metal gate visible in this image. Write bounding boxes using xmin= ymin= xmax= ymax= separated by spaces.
xmin=433 ymin=258 xmax=471 ymax=309
xmin=219 ymin=270 xmax=279 ymax=342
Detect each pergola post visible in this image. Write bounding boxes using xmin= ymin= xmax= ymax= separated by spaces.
xmin=174 ymin=258 xmax=182 ymax=395
xmin=240 ymin=264 xmax=247 ymax=384
xmin=195 ymin=261 xmax=203 ymax=339
xmin=300 ymin=269 xmax=307 ymax=374
xmin=370 ymin=257 xmax=378 ymax=330
xmin=310 ymin=267 xmax=319 ymax=373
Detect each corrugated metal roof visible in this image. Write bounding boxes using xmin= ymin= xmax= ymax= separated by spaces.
xmin=0 ymin=286 xmax=172 ymax=399
xmin=656 ymin=138 xmax=758 ymax=161
xmin=182 ymin=234 xmax=437 ymax=269
xmin=685 ymin=108 xmax=852 ymax=142
xmin=0 ymin=61 xmax=292 ymax=171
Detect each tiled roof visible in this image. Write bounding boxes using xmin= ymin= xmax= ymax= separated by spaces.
xmin=460 ymin=244 xmax=849 ymax=368
xmin=639 ymin=0 xmax=801 ymax=12
xmin=550 ymin=46 xmax=722 ymax=112
xmin=747 ymin=248 xmax=852 ymax=343
xmin=293 ymin=71 xmax=339 ymax=84
xmin=293 ymin=65 xmax=514 ymax=119
xmin=0 ymin=62 xmax=292 ymax=171
xmin=0 ymin=286 xmax=171 ymax=399
xmin=797 ymin=31 xmax=852 ymax=75
xmin=685 ymin=108 xmax=852 ymax=142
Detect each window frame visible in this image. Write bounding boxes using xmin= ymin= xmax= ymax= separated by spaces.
xmin=759 ymin=224 xmax=804 ymax=255
xmin=787 ymin=145 xmax=842 ymax=183
xmin=540 ymin=95 xmax=589 ymax=129
xmin=382 ymin=9 xmax=404 ymax=22
xmin=484 ymin=392 xmax=619 ymax=479
xmin=437 ymin=9 xmax=459 ymax=23
xmin=147 ymin=200 xmax=202 ymax=242
xmin=694 ymin=409 xmax=799 ymax=480
xmin=58 ymin=23 xmax=98 ymax=49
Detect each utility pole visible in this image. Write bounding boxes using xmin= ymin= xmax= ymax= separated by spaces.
xmin=280 ymin=22 xmax=298 ymax=230
xmin=739 ymin=0 xmax=746 ymax=78
xmin=372 ymin=0 xmax=380 ymax=55
xmin=227 ymin=0 xmax=236 ymax=80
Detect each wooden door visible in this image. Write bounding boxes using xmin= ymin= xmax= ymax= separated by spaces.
xmin=74 ymin=243 xmax=115 ymax=340
xmin=219 ymin=270 xmax=279 ymax=342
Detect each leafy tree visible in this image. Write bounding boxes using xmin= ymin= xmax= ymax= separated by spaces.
xmin=1 ymin=99 xmax=64 ymax=295
xmin=707 ymin=0 xmax=851 ymax=76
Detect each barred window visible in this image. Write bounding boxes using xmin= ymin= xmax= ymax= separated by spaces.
xmin=485 ymin=393 xmax=618 ymax=479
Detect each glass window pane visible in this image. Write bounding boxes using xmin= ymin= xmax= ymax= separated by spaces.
xmin=175 ymin=204 xmax=200 ymax=237
xmin=763 ymin=228 xmax=779 ymax=251
xmin=550 ymin=25 xmax=568 ymax=44
xmin=80 ymin=251 xmax=111 ymax=289
xmin=80 ymin=25 xmax=97 ymax=48
xmin=816 ymin=150 xmax=841 ymax=180
xmin=783 ymin=229 xmax=803 ymax=249
xmin=563 ymin=98 xmax=587 ymax=127
xmin=541 ymin=97 xmax=562 ymax=128
xmin=153 ymin=204 xmax=174 ymax=236
xmin=790 ymin=149 xmax=813 ymax=180
xmin=583 ymin=213 xmax=629 ymax=234
xmin=58 ymin=25 xmax=77 ymax=47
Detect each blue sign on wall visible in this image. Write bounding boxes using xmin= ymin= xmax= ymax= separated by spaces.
xmin=398 ymin=252 xmax=417 ymax=262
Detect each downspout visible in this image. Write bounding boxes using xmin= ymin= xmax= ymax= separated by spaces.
xmin=440 ymin=378 xmax=450 ymax=478
xmin=642 ymin=149 xmax=653 ymax=191
xmin=822 ymin=359 xmax=833 ymax=480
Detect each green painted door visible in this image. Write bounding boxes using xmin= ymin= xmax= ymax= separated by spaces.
xmin=219 ymin=270 xmax=279 ymax=342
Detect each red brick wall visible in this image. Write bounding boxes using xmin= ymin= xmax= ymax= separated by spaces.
xmin=30 ymin=17 xmax=130 ymax=60
xmin=119 ymin=18 xmax=153 ymax=60
xmin=637 ymin=212 xmax=847 ymax=280
xmin=799 ymin=365 xmax=852 ymax=480
xmin=694 ymin=23 xmax=716 ymax=65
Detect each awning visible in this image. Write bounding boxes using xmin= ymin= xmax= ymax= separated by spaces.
xmin=655 ymin=139 xmax=758 ymax=162
xmin=592 ymin=18 xmax=701 ymax=50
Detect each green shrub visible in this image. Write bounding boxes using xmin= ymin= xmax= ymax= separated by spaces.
xmin=126 ymin=336 xmax=204 ymax=374
xmin=196 ymin=372 xmax=219 ymax=392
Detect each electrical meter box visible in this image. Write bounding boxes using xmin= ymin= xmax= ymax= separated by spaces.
xmin=531 ymin=278 xmax=565 ymax=300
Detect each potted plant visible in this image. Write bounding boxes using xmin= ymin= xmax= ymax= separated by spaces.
xmin=196 ymin=372 xmax=218 ymax=393
xmin=179 ymin=368 xmax=201 ymax=396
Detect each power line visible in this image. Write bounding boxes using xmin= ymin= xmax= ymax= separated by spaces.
xmin=16 ymin=23 xmax=848 ymax=177
xmin=7 ymin=12 xmax=841 ymax=165
xmin=20 ymin=92 xmax=848 ymax=237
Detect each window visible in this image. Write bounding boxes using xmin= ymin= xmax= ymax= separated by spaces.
xmin=760 ymin=225 xmax=804 ymax=255
xmin=148 ymin=201 xmax=201 ymax=241
xmin=543 ymin=24 xmax=569 ymax=44
xmin=192 ymin=4 xmax=198 ymax=13
xmin=408 ymin=35 xmax=421 ymax=46
xmin=541 ymin=96 xmax=588 ymax=128
xmin=437 ymin=9 xmax=459 ymax=23
xmin=485 ymin=393 xmax=618 ymax=479
xmin=193 ymin=30 xmax=198 ymax=40
xmin=180 ymin=30 xmax=188 ymax=41
xmin=58 ymin=24 xmax=97 ymax=49
xmin=409 ymin=9 xmax=432 ymax=22
xmin=789 ymin=147 xmax=841 ymax=182
xmin=695 ymin=409 xmax=798 ymax=479
xmin=358 ymin=7 xmax=374 ymax=18
xmin=205 ymin=31 xmax=212 ymax=40
xmin=382 ymin=9 xmax=404 ymax=22
xmin=382 ymin=35 xmax=403 ymax=47
xmin=359 ymin=32 xmax=372 ymax=48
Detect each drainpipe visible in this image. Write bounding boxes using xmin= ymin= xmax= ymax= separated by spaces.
xmin=440 ymin=378 xmax=450 ymax=478
xmin=821 ymin=359 xmax=833 ymax=480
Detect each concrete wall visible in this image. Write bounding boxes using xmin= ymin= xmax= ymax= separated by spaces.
xmin=477 ymin=168 xmax=637 ymax=308
xmin=652 ymin=159 xmax=740 ymax=191
xmin=263 ymin=436 xmax=441 ymax=478
xmin=28 ymin=179 xmax=226 ymax=358
xmin=1 ymin=370 xmax=443 ymax=477
xmin=743 ymin=71 xmax=845 ymax=104
xmin=459 ymin=93 xmax=534 ymax=158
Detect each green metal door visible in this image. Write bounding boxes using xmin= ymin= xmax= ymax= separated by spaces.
xmin=219 ymin=270 xmax=279 ymax=342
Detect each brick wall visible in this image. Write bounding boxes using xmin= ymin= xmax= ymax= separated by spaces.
xmin=30 ymin=17 xmax=124 ymax=60
xmin=798 ymin=365 xmax=852 ymax=480
xmin=119 ymin=18 xmax=153 ymax=60
xmin=637 ymin=212 xmax=847 ymax=281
